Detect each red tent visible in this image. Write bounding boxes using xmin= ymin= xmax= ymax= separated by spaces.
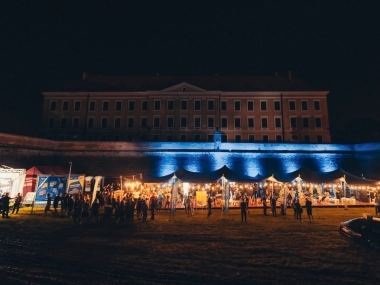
xmin=23 ymin=166 xmax=68 ymax=196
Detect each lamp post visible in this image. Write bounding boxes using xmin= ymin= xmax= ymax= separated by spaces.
xmin=66 ymin=162 xmax=72 ymax=194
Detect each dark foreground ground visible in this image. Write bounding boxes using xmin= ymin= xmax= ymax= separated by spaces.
xmin=0 ymin=207 xmax=379 ymax=285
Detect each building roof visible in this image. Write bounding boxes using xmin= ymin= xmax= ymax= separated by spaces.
xmin=48 ymin=74 xmax=318 ymax=92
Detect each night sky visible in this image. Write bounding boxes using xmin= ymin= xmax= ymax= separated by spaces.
xmin=1 ymin=1 xmax=379 ymax=143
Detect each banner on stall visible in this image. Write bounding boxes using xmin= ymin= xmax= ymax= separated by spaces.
xmin=35 ymin=175 xmax=67 ymax=201
xmin=67 ymin=174 xmax=85 ymax=194
xmin=196 ymin=190 xmax=207 ymax=207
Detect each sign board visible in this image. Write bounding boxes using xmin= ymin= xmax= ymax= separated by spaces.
xmin=35 ymin=175 xmax=67 ymax=201
xmin=23 ymin=192 xmax=36 ymax=206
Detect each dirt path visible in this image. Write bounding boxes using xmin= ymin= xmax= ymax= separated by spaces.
xmin=0 ymin=208 xmax=379 ymax=284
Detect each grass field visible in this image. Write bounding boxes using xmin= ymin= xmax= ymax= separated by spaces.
xmin=0 ymin=207 xmax=379 ymax=285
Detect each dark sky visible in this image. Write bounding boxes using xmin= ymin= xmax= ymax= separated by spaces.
xmin=1 ymin=1 xmax=380 ymax=142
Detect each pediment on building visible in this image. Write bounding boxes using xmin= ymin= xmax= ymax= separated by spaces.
xmin=161 ymin=82 xmax=207 ymax=92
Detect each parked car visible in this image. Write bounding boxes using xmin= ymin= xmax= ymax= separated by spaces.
xmin=339 ymin=213 xmax=380 ymax=250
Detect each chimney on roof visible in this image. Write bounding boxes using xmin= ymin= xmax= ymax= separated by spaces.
xmin=288 ymin=70 xmax=292 ymax=80
xmin=82 ymin=72 xmax=88 ymax=81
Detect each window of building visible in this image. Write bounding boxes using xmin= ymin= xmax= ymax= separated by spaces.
xmin=301 ymin=101 xmax=308 ymax=111
xmin=221 ymin=101 xmax=227 ymax=111
xmin=221 ymin=118 xmax=228 ymax=129
xmin=142 ymin=100 xmax=148 ymax=111
xmin=248 ymin=118 xmax=254 ymax=128
xmin=315 ymin=118 xmax=322 ymax=128
xmin=60 ymin=118 xmax=67 ymax=129
xmin=48 ymin=118 xmax=54 ymax=128
xmin=314 ymin=101 xmax=321 ymax=111
xmin=194 ymin=100 xmax=201 ymax=111
xmin=207 ymin=100 xmax=214 ymax=111
xmin=74 ymin=101 xmax=81 ymax=111
xmin=153 ymin=134 xmax=160 ymax=142
xmin=235 ymin=135 xmax=241 ymax=143
xmin=128 ymin=101 xmax=135 ymax=111
xmin=302 ymin=117 xmax=309 ymax=128
xmin=194 ymin=117 xmax=201 ymax=129
xmin=141 ymin=117 xmax=147 ymax=128
xmin=234 ymin=117 xmax=241 ymax=129
xmin=50 ymin=101 xmax=57 ymax=111
xmin=248 ymin=135 xmax=255 ymax=142
xmin=317 ymin=135 xmax=323 ymax=143
xmin=260 ymin=101 xmax=267 ymax=111
xmin=274 ymin=101 xmax=281 ymax=111
xmin=207 ymin=135 xmax=214 ymax=142
xmin=115 ymin=101 xmax=122 ymax=111
xmin=154 ymin=100 xmax=161 ymax=111
xmin=73 ymin=118 xmax=79 ymax=129
xmin=207 ymin=117 xmax=214 ymax=129
xmin=262 ymin=135 xmax=269 ymax=143
xmin=180 ymin=117 xmax=187 ymax=128
xmin=167 ymin=117 xmax=174 ymax=129
xmin=89 ymin=101 xmax=96 ymax=111
xmin=304 ymin=135 xmax=311 ymax=143
xmin=247 ymin=101 xmax=254 ymax=111
xmin=140 ymin=134 xmax=147 ymax=141
xmin=261 ymin=117 xmax=268 ymax=128
xmin=87 ymin=118 xmax=94 ymax=129
xmin=127 ymin=118 xmax=134 ymax=128
xmin=167 ymin=100 xmax=174 ymax=111
xmin=114 ymin=118 xmax=121 ymax=128
xmin=289 ymin=101 xmax=296 ymax=111
xmin=275 ymin=117 xmax=282 ymax=128
xmin=222 ymin=135 xmax=227 ymax=142
xmin=181 ymin=100 xmax=188 ymax=111
xmin=126 ymin=134 xmax=133 ymax=142
xmin=234 ymin=101 xmax=241 ymax=111
xmin=167 ymin=134 xmax=173 ymax=142
xmin=291 ymin=134 xmax=298 ymax=141
xmin=101 ymin=118 xmax=108 ymax=128
xmin=276 ymin=135 xmax=282 ymax=142
xmin=62 ymin=101 xmax=69 ymax=111
xmin=153 ymin=117 xmax=160 ymax=128
xmin=194 ymin=134 xmax=201 ymax=142
xmin=180 ymin=135 xmax=187 ymax=142
xmin=290 ymin=117 xmax=297 ymax=128
xmin=102 ymin=101 xmax=109 ymax=111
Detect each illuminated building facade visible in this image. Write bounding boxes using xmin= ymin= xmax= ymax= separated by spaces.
xmin=40 ymin=74 xmax=330 ymax=143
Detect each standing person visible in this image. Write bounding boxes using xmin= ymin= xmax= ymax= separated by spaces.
xmin=80 ymin=199 xmax=90 ymax=225
xmin=375 ymin=194 xmax=380 ymax=215
xmin=44 ymin=194 xmax=52 ymax=216
xmin=184 ymin=195 xmax=191 ymax=217
xmin=164 ymin=194 xmax=170 ymax=211
xmin=295 ymin=199 xmax=303 ymax=222
xmin=91 ymin=198 xmax=100 ymax=223
xmin=190 ymin=195 xmax=195 ymax=216
xmin=11 ymin=193 xmax=22 ymax=214
xmin=1 ymin=193 xmax=11 ymax=218
xmin=150 ymin=193 xmax=157 ymax=220
xmin=262 ymin=196 xmax=268 ymax=216
xmin=305 ymin=197 xmax=314 ymax=223
xmin=136 ymin=196 xmax=143 ymax=220
xmin=141 ymin=199 xmax=148 ymax=222
xmin=270 ymin=196 xmax=277 ymax=217
xmin=157 ymin=193 xmax=163 ymax=212
xmin=240 ymin=197 xmax=247 ymax=222
xmin=291 ymin=198 xmax=297 ymax=219
xmin=53 ymin=193 xmax=60 ymax=214
xmin=207 ymin=195 xmax=213 ymax=218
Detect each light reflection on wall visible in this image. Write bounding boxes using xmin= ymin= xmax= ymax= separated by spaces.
xmin=151 ymin=151 xmax=344 ymax=178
